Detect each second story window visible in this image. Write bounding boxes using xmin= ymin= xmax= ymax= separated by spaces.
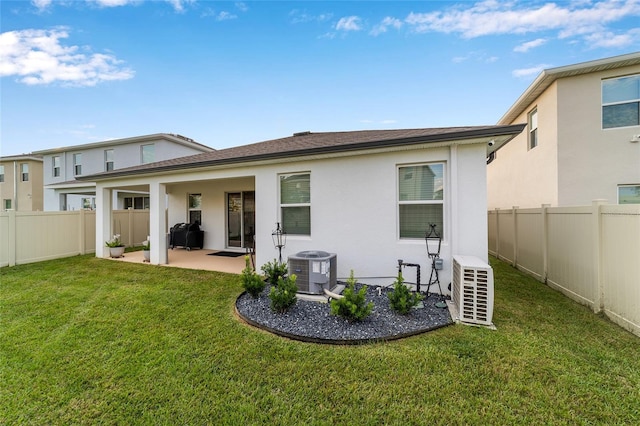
xmin=73 ymin=153 xmax=82 ymax=176
xmin=53 ymin=156 xmax=61 ymax=177
xmin=105 ymin=149 xmax=114 ymax=171
xmin=21 ymin=163 xmax=29 ymax=182
xmin=141 ymin=144 xmax=154 ymax=164
xmin=528 ymin=108 xmax=538 ymax=150
xmin=0 ymin=165 xmax=4 ymax=182
xmin=602 ymin=74 xmax=640 ymax=129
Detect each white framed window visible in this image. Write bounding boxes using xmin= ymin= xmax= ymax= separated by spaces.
xmin=105 ymin=149 xmax=114 ymax=171
xmin=280 ymin=173 xmax=311 ymax=236
xmin=73 ymin=153 xmax=82 ymax=176
xmin=398 ymin=163 xmax=444 ymax=239
xmin=618 ymin=185 xmax=640 ymax=204
xmin=528 ymin=108 xmax=538 ymax=149
xmin=53 ymin=156 xmax=61 ymax=177
xmin=141 ymin=144 xmax=155 ymax=164
xmin=0 ymin=165 xmax=4 ymax=182
xmin=123 ymin=196 xmax=150 ymax=210
xmin=602 ymin=74 xmax=640 ymax=129
xmin=20 ymin=163 xmax=29 ymax=182
xmin=4 ymin=199 xmax=11 ymax=210
xmin=81 ymin=197 xmax=95 ymax=210
xmin=188 ymin=193 xmax=202 ymax=224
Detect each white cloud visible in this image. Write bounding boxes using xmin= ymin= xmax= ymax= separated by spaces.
xmin=514 ymin=38 xmax=547 ymax=52
xmin=289 ymin=10 xmax=333 ymax=24
xmin=31 ymin=0 xmax=53 ymax=11
xmin=512 ymin=64 xmax=551 ymax=78
xmin=370 ymin=17 xmax=403 ymax=36
xmin=584 ymin=28 xmax=640 ymax=47
xmin=0 ymin=28 xmax=135 ymax=87
xmin=404 ymin=0 xmax=640 ymax=42
xmin=336 ymin=16 xmax=362 ymax=32
xmin=235 ymin=2 xmax=248 ymax=13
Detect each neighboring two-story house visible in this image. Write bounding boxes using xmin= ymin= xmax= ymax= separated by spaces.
xmin=33 ymin=134 xmax=214 ymax=211
xmin=488 ymin=52 xmax=640 ymax=209
xmin=0 ymin=154 xmax=44 ymax=211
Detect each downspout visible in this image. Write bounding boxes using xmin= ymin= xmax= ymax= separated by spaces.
xmin=13 ymin=161 xmax=18 ymax=211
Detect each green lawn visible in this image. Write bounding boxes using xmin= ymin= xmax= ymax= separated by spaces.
xmin=1 ymin=255 xmax=639 ymax=425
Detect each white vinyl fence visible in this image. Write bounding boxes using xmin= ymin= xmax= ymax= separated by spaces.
xmin=0 ymin=209 xmax=149 ymax=267
xmin=488 ymin=201 xmax=640 ymax=337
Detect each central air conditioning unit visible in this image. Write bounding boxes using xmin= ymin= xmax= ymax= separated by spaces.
xmin=288 ymin=251 xmax=337 ymax=295
xmin=452 ymin=255 xmax=494 ymax=326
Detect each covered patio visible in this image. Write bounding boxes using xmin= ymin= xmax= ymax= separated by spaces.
xmin=108 ymin=248 xmax=248 ymax=274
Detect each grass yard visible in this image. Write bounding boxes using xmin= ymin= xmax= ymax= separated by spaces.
xmin=1 ymin=255 xmax=639 ymax=425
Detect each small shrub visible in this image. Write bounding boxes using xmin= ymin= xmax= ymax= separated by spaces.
xmin=261 ymin=259 xmax=288 ymax=285
xmin=388 ymin=272 xmax=423 ymax=315
xmin=269 ymin=274 xmax=298 ymax=313
xmin=241 ymin=256 xmax=265 ymax=298
xmin=330 ymin=270 xmax=373 ymax=321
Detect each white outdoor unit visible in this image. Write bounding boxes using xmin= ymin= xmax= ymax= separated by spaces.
xmin=452 ymin=255 xmax=494 ymax=326
xmin=288 ymin=251 xmax=337 ymax=295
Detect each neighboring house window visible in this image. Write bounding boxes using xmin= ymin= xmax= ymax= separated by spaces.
xmin=280 ymin=173 xmax=311 ymax=235
xmin=602 ymin=74 xmax=640 ymax=129
xmin=81 ymin=197 xmax=95 ymax=210
xmin=618 ymin=185 xmax=640 ymax=204
xmin=21 ymin=163 xmax=29 ymax=181
xmin=0 ymin=165 xmax=4 ymax=182
xmin=188 ymin=193 xmax=202 ymax=224
xmin=105 ymin=149 xmax=114 ymax=171
xmin=398 ymin=163 xmax=444 ymax=239
xmin=123 ymin=196 xmax=150 ymax=210
xmin=141 ymin=144 xmax=155 ymax=164
xmin=53 ymin=156 xmax=61 ymax=177
xmin=528 ymin=108 xmax=538 ymax=149
xmin=4 ymin=199 xmax=11 ymax=210
xmin=73 ymin=153 xmax=82 ymax=176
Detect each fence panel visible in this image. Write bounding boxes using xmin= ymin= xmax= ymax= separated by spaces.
xmin=488 ymin=210 xmax=497 ymax=256
xmin=515 ymin=209 xmax=544 ymax=281
xmin=0 ymin=214 xmax=10 ymax=267
xmin=601 ymin=205 xmax=640 ymax=336
xmin=496 ymin=210 xmax=514 ymax=264
xmin=546 ymin=207 xmax=596 ymax=308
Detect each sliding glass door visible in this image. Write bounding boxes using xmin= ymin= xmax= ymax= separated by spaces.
xmin=227 ymin=192 xmax=255 ymax=249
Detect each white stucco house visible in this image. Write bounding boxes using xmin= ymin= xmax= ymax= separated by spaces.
xmin=79 ymin=125 xmax=524 ymax=288
xmin=33 ymin=134 xmax=214 ymax=211
xmin=488 ymin=52 xmax=640 ymax=209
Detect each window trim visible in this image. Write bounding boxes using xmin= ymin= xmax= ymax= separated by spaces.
xmin=397 ymin=162 xmax=445 ymax=240
xmin=0 ymin=165 xmax=4 ymax=183
xmin=105 ymin=149 xmax=114 ymax=172
xmin=73 ymin=153 xmax=82 ymax=176
xmin=528 ymin=107 xmax=538 ymax=150
xmin=20 ymin=163 xmax=29 ymax=182
xmin=602 ymin=74 xmax=640 ymax=130
xmin=188 ymin=193 xmax=202 ymax=224
xmin=53 ymin=156 xmax=61 ymax=177
xmin=279 ymin=172 xmax=311 ymax=236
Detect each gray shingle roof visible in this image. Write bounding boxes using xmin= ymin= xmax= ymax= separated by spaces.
xmin=79 ymin=125 xmax=525 ymax=181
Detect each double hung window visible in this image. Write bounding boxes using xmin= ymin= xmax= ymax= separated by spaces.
xmin=73 ymin=153 xmax=82 ymax=176
xmin=0 ymin=165 xmax=4 ymax=182
xmin=53 ymin=156 xmax=61 ymax=177
xmin=398 ymin=164 xmax=444 ymax=239
xmin=105 ymin=149 xmax=114 ymax=171
xmin=21 ymin=163 xmax=29 ymax=182
xmin=141 ymin=144 xmax=155 ymax=164
xmin=280 ymin=173 xmax=310 ymax=235
xmin=528 ymin=108 xmax=538 ymax=149
xmin=188 ymin=193 xmax=202 ymax=224
xmin=602 ymin=74 xmax=640 ymax=129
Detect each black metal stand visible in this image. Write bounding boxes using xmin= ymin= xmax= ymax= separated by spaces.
xmin=397 ymin=259 xmax=421 ymax=293
xmin=426 ymin=224 xmax=447 ymax=308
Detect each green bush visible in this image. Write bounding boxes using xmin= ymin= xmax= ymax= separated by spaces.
xmin=261 ymin=259 xmax=288 ymax=285
xmin=330 ymin=270 xmax=373 ymax=321
xmin=269 ymin=274 xmax=298 ymax=313
xmin=388 ymin=272 xmax=423 ymax=315
xmin=241 ymin=256 xmax=265 ymax=298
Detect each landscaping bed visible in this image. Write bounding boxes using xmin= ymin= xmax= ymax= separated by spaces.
xmin=235 ymin=283 xmax=453 ymax=344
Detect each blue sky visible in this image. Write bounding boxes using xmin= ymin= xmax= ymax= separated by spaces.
xmin=1 ymin=0 xmax=639 ymax=156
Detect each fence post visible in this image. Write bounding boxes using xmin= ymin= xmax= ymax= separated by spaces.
xmin=495 ymin=208 xmax=500 ymax=260
xmin=79 ymin=209 xmax=86 ymax=255
xmin=592 ymin=199 xmax=606 ymax=313
xmin=541 ymin=204 xmax=550 ymax=283
xmin=128 ymin=208 xmax=134 ymax=247
xmin=8 ymin=210 xmax=16 ymax=266
xmin=512 ymin=206 xmax=519 ymax=267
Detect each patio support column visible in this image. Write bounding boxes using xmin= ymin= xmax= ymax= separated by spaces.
xmin=149 ymin=182 xmax=168 ymax=265
xmin=96 ymin=185 xmax=112 ymax=258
